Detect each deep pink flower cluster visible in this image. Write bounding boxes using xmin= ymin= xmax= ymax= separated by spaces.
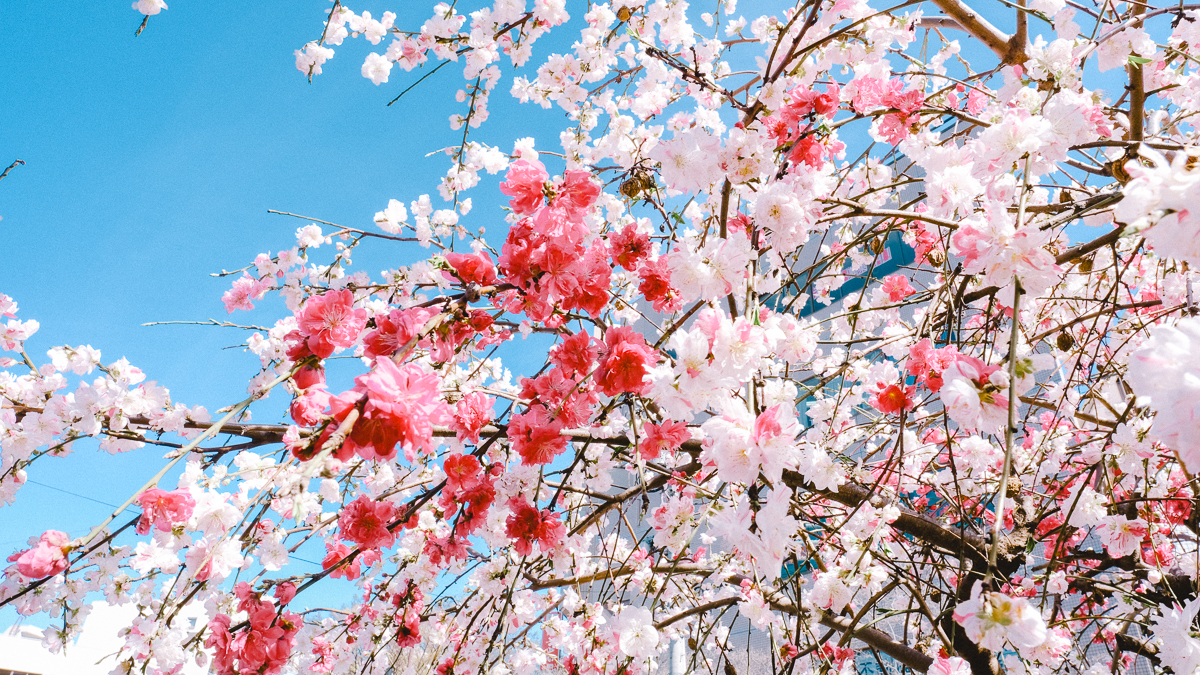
xmin=638 ymin=420 xmax=690 ymax=461
xmin=851 ymin=77 xmax=926 ymax=144
xmin=443 ymin=251 xmax=499 ymax=287
xmin=438 ymin=453 xmax=497 ymax=535
xmin=508 ymin=401 xmax=569 ymax=466
xmin=498 ymin=159 xmax=609 ymax=323
xmin=450 ymin=391 xmax=494 ymax=445
xmin=519 ymin=365 xmax=597 ymax=429
xmin=881 ymin=274 xmax=916 ymax=303
xmin=505 ymin=330 xmax=607 ymax=465
xmin=362 ymin=306 xmax=434 ymax=360
xmin=320 ymin=359 xmax=451 ymax=462
xmin=504 ymin=496 xmax=565 ymax=557
xmin=608 ymin=222 xmax=652 ymax=271
xmin=339 ymin=495 xmax=397 ymax=550
xmin=205 ymin=582 xmax=300 ymax=675
xmin=636 ymin=256 xmax=682 ymax=313
xmin=296 ymin=290 xmax=368 ymax=359
xmin=321 ymin=542 xmax=380 ymax=580
xmin=498 ymin=159 xmax=549 ymax=215
xmin=908 ymin=338 xmax=961 ymax=392
xmin=361 ymin=304 xmax=501 ymax=364
xmin=595 ymin=326 xmax=657 ymax=397
xmin=549 ymin=330 xmax=598 ymax=377
xmin=390 ymin=580 xmax=425 ymax=648
xmin=869 ymin=384 xmax=917 ymax=415
xmin=762 ymin=84 xmax=844 ymax=169
xmin=135 ymin=488 xmax=195 ymax=535
xmin=289 ymin=386 xmax=330 ymax=427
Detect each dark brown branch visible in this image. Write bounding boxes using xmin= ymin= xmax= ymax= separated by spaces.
xmin=962 ymin=225 xmax=1128 ymax=304
xmin=765 ymin=596 xmax=936 ymax=673
xmin=1126 ymin=2 xmax=1147 ymax=142
xmin=1116 ymin=633 xmax=1160 ymax=665
xmin=927 ymin=0 xmax=1022 ymax=63
xmin=782 ymin=471 xmax=991 ymax=564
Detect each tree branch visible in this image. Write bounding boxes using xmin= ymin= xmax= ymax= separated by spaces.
xmin=782 ymin=471 xmax=991 ymax=564
xmin=0 ymin=159 xmax=24 ymax=183
xmin=927 ymin=0 xmax=1022 ymax=63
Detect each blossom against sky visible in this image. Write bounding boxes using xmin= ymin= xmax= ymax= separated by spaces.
xmin=0 ymin=2 xmax=566 ymax=625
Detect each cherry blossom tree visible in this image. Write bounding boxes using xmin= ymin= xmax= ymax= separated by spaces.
xmin=6 ymin=1 xmax=1200 ymax=674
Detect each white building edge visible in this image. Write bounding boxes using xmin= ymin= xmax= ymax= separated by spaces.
xmin=0 ymin=602 xmax=210 ymax=675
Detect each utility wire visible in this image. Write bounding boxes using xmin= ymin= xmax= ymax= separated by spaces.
xmin=22 ymin=480 xmax=320 ymax=566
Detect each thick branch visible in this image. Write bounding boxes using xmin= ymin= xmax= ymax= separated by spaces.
xmin=782 ymin=471 xmax=991 ymax=564
xmin=530 ymin=564 xmax=714 ymax=591
xmin=927 ymin=0 xmax=1022 ymax=63
xmin=1127 ymin=2 xmax=1147 ymax=142
xmin=1116 ymin=633 xmax=1160 ymax=665
xmin=765 ymin=596 xmax=936 ymax=673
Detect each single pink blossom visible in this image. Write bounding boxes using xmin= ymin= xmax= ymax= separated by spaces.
xmin=451 ymin=391 xmax=493 ymax=444
xmin=881 ymin=274 xmax=916 ymax=302
xmin=297 ymin=290 xmax=368 ymax=359
xmin=595 ymin=326 xmax=656 ymax=397
xmin=498 ymin=159 xmax=548 ymax=215
xmin=8 ymin=530 xmax=71 ymax=579
xmin=339 ymin=496 xmax=397 ymax=550
xmin=136 ymin=488 xmax=195 ymax=535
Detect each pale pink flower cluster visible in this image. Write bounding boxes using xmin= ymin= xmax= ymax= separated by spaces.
xmin=1114 ymin=146 xmax=1200 ymax=267
xmin=953 ymin=583 xmax=1048 ymax=652
xmin=1151 ymin=598 xmax=1200 ymax=675
xmin=940 ymin=355 xmax=1010 ymax=434
xmin=1126 ymin=316 xmax=1200 ymax=469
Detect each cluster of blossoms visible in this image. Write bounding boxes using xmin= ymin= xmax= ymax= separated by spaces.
xmin=7 ymin=2 xmax=1200 ymax=675
xmin=206 ymin=582 xmax=301 ymax=675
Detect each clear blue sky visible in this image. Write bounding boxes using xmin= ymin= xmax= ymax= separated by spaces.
xmin=1 ymin=1 xmax=572 ymax=626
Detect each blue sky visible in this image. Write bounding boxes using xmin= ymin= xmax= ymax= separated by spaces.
xmin=0 ymin=1 xmax=575 ymax=626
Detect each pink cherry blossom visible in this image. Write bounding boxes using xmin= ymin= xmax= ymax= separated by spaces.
xmin=880 ymin=273 xmax=916 ymax=302
xmin=505 ymin=496 xmax=565 ymax=556
xmin=8 ymin=530 xmax=71 ymax=579
xmin=135 ymin=488 xmax=195 ymax=535
xmin=222 ymin=273 xmax=273 ymax=313
xmin=498 ymin=159 xmax=548 ymax=215
xmin=339 ymin=496 xmax=397 ymax=550
xmin=336 ymin=359 xmax=451 ymax=462
xmin=638 ymin=420 xmax=689 ymax=460
xmin=297 ymin=290 xmax=368 ymax=359
xmin=595 ymin=326 xmax=656 ymax=397
xmin=450 ymin=391 xmax=493 ymax=444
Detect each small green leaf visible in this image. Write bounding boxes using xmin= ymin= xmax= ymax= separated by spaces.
xmin=1127 ymin=56 xmax=1152 ymax=65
